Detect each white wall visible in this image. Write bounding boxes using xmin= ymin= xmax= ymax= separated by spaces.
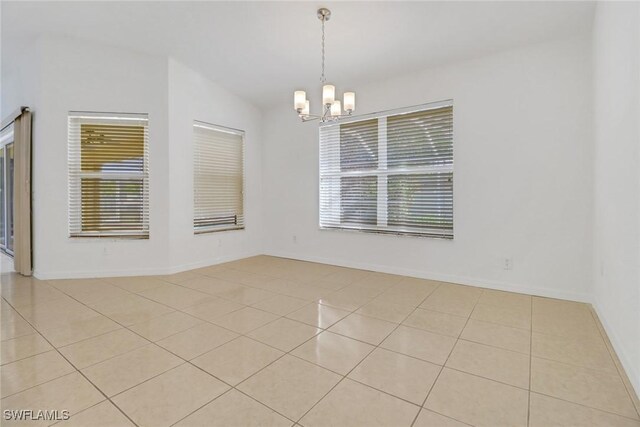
xmin=262 ymin=36 xmax=594 ymax=302
xmin=31 ymin=37 xmax=172 ymax=278
xmin=592 ymin=1 xmax=640 ymax=395
xmin=1 ymin=40 xmax=40 ymax=120
xmin=167 ymin=59 xmax=263 ymax=270
xmin=0 ymin=37 xmax=264 ymax=278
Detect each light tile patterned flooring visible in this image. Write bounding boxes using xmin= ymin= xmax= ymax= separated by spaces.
xmin=1 ymin=255 xmax=639 ymax=426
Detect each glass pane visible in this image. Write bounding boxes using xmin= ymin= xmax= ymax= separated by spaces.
xmin=388 ymin=172 xmax=453 ymax=231
xmin=193 ymin=124 xmax=244 ymax=231
xmin=0 ymin=147 xmax=4 ymax=248
xmin=80 ymin=178 xmax=144 ymax=232
xmin=340 ymin=119 xmax=378 ymax=171
xmin=6 ymin=144 xmax=14 ymax=251
xmin=340 ymin=175 xmax=377 ymax=226
xmin=81 ymin=123 xmax=144 ymax=173
xmin=79 ymin=122 xmax=145 ymax=235
xmin=387 ymin=107 xmax=453 ymax=168
xmin=193 ymin=175 xmax=242 ymax=225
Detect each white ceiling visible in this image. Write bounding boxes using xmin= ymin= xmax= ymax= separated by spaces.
xmin=2 ymin=1 xmax=595 ymax=107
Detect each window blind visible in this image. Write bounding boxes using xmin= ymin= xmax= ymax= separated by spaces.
xmin=319 ymin=101 xmax=453 ymax=238
xmin=68 ymin=112 xmax=149 ymax=238
xmin=193 ymin=121 xmax=244 ymax=233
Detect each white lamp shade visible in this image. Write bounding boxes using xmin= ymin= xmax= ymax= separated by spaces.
xmin=301 ymin=100 xmax=310 ymax=115
xmin=331 ymin=100 xmax=342 ymax=116
xmin=294 ymin=91 xmax=306 ymax=110
xmin=344 ymin=92 xmax=355 ymax=112
xmin=323 ymin=85 xmax=335 ymax=105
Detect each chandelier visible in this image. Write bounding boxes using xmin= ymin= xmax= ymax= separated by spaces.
xmin=294 ymin=8 xmax=355 ymax=122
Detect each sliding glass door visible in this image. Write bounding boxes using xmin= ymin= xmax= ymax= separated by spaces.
xmin=0 ymin=147 xmax=4 ymax=249
xmin=0 ymin=125 xmax=15 ymax=256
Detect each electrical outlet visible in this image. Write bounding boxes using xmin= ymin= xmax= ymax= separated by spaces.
xmin=503 ymin=258 xmax=513 ymax=270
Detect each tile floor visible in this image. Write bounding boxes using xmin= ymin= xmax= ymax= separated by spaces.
xmin=1 ymin=255 xmax=639 ymax=426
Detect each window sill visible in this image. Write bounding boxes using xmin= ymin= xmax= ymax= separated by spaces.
xmin=318 ymin=225 xmax=453 ymax=240
xmin=69 ymin=234 xmax=149 ymax=240
xmin=194 ymin=226 xmax=245 ymax=235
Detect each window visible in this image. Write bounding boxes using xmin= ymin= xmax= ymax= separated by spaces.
xmin=319 ymin=100 xmax=453 ymax=238
xmin=68 ymin=112 xmax=149 ymax=238
xmin=193 ymin=121 xmax=244 ymax=233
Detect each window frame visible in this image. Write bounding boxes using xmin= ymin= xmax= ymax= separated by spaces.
xmin=67 ymin=111 xmax=150 ymax=239
xmin=192 ymin=120 xmax=245 ymax=235
xmin=0 ymin=125 xmax=14 ymax=254
xmin=318 ymin=99 xmax=454 ymax=239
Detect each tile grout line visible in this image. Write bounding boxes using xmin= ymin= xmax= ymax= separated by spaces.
xmin=5 ymin=263 xmax=638 ymax=425
xmin=0 ymin=334 xmax=54 ymax=366
xmin=528 ymin=298 xmax=640 ymax=422
xmin=4 ymin=265 xmax=378 ymax=425
xmin=0 ymin=280 xmax=632 ymax=424
xmin=217 ymin=279 xmax=389 ymax=423
xmin=409 ymin=288 xmax=482 ymax=427
xmin=238 ymin=314 xmax=538 ymax=394
xmin=587 ymin=304 xmax=640 ymax=419
xmin=0 ymin=289 xmax=608 ymax=381
xmin=3 ymin=287 xmax=264 ymax=424
xmin=527 ymin=390 xmax=640 ymax=422
xmin=215 ymin=278 xmax=412 ymax=423
xmin=52 ymin=288 xmax=304 ymax=424
xmin=166 ymin=274 xmax=385 ymax=426
xmin=9 ymin=272 xmax=531 ymax=350
xmin=171 ymin=386 xmax=297 ymax=427
xmin=0 ymin=296 xmax=142 ymax=427
xmin=47 ymin=399 xmax=111 ymax=426
xmin=60 ymin=274 xmax=290 ymax=345
xmin=292 ymin=282 xmax=444 ymax=425
xmin=175 ymin=269 xmax=640 ymax=424
xmin=2 ymin=278 xmax=505 ymax=426
xmin=42 ymin=285 xmax=303 ymax=425
xmin=133 ymin=271 xmax=392 ymax=425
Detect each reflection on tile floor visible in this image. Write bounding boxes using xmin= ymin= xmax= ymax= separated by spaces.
xmin=1 ymin=255 xmax=639 ymax=426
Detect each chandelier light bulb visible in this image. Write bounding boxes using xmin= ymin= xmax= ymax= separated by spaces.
xmin=322 ymin=85 xmax=335 ymax=106
xmin=331 ymin=100 xmax=342 ymax=116
xmin=302 ymin=100 xmax=310 ymax=116
xmin=344 ymin=92 xmax=355 ymax=113
xmin=294 ymin=91 xmax=307 ymax=111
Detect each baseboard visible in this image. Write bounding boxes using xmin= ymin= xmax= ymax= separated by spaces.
xmin=591 ymin=303 xmax=640 ymax=406
xmin=264 ymin=250 xmax=592 ymax=303
xmin=35 ymin=249 xmax=591 ymax=303
xmin=33 ymin=250 xmax=262 ymax=280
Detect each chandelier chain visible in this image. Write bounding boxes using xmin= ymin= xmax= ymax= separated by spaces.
xmin=321 ymin=18 xmax=326 ymax=83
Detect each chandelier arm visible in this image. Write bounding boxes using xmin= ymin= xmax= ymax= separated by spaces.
xmin=300 ymin=115 xmax=321 ymax=122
